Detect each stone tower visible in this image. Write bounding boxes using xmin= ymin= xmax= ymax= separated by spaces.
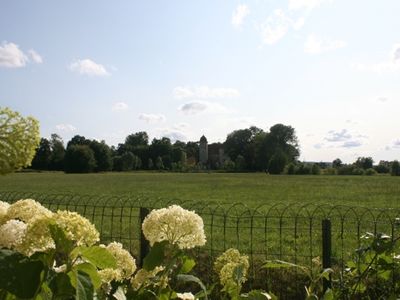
xmin=199 ymin=135 xmax=208 ymax=164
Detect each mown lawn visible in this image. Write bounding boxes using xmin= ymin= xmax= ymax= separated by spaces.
xmin=0 ymin=172 xmax=399 ymax=208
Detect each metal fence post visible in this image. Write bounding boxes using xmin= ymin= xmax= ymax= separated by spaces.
xmin=322 ymin=219 xmax=332 ymax=291
xmin=139 ymin=207 xmax=150 ymax=267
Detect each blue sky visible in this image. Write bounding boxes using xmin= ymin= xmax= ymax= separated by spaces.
xmin=1 ymin=0 xmax=400 ymax=163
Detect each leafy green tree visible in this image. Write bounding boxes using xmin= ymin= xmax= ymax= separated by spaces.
xmin=354 ymin=157 xmax=373 ymax=170
xmin=391 ymin=160 xmax=400 ymax=176
xmin=49 ymin=134 xmax=65 ymax=171
xmin=332 ymin=158 xmax=342 ymax=168
xmin=64 ymin=145 xmax=96 ymax=173
xmin=235 ymin=155 xmax=246 ymax=171
xmin=268 ymin=151 xmax=287 ymax=174
xmin=0 ymin=107 xmax=40 ymax=174
xmin=89 ymin=140 xmax=112 ymax=172
xmin=311 ymin=164 xmax=321 ymax=175
xmin=66 ymin=135 xmax=90 ymax=148
xmin=374 ymin=160 xmax=390 ymax=174
xmin=31 ymin=138 xmax=51 ymax=170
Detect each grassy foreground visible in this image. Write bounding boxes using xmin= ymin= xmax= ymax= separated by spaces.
xmin=0 ymin=172 xmax=399 ymax=208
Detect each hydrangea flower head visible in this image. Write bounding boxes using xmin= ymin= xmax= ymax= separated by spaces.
xmin=6 ymin=199 xmax=52 ymax=224
xmin=99 ymin=242 xmax=137 ymax=282
xmin=54 ymin=210 xmax=99 ymax=246
xmin=176 ymin=292 xmax=196 ymax=300
xmin=0 ymin=201 xmax=10 ymax=224
xmin=142 ymin=205 xmax=206 ymax=249
xmin=0 ymin=219 xmax=27 ymax=250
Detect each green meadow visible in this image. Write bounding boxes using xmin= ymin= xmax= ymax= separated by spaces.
xmin=1 ymin=172 xmax=400 ymax=208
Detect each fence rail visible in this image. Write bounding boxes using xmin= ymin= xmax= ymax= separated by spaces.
xmin=1 ymin=191 xmax=400 ymax=299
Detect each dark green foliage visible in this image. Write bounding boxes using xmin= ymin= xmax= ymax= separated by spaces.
xmin=155 ymin=156 xmax=164 ymax=170
xmin=235 ymin=155 xmax=246 ymax=171
xmin=89 ymin=140 xmax=113 ymax=172
xmin=337 ymin=165 xmax=354 ymax=175
xmin=113 ymin=152 xmax=136 ymax=171
xmin=352 ymin=167 xmax=364 ymax=175
xmin=364 ymin=168 xmax=377 ymax=176
xmin=64 ymin=145 xmax=96 ymax=173
xmin=392 ymin=160 xmax=400 ymax=176
xmin=295 ymin=163 xmax=311 ymax=175
xmin=286 ymin=163 xmax=296 ymax=175
xmin=268 ymin=152 xmax=287 ymax=174
xmin=31 ymin=138 xmax=52 ymax=170
xmin=0 ymin=249 xmax=44 ymax=298
xmin=374 ymin=160 xmax=390 ymax=174
xmin=332 ymin=158 xmax=342 ymax=168
xmin=354 ymin=156 xmax=374 ymax=170
xmin=49 ymin=134 xmax=65 ymax=171
xmin=311 ymin=164 xmax=321 ymax=175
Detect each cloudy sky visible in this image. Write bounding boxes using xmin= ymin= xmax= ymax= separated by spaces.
xmin=1 ymin=0 xmax=400 ymax=163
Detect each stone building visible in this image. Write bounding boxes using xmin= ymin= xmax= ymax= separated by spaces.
xmin=198 ymin=135 xmax=227 ymax=168
xmin=199 ymin=135 xmax=208 ymax=164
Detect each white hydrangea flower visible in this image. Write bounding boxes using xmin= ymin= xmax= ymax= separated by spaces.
xmin=6 ymin=199 xmax=52 ymax=224
xmin=99 ymin=242 xmax=137 ymax=283
xmin=0 ymin=219 xmax=27 ymax=249
xmin=142 ymin=205 xmax=206 ymax=249
xmin=54 ymin=210 xmax=99 ymax=246
xmin=17 ymin=215 xmax=55 ymax=256
xmin=0 ymin=201 xmax=10 ymax=224
xmin=176 ymin=292 xmax=196 ymax=300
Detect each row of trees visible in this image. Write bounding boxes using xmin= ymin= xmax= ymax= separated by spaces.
xmin=30 ymin=124 xmax=300 ymax=173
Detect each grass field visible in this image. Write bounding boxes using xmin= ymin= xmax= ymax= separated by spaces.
xmin=1 ymin=172 xmax=400 ymax=208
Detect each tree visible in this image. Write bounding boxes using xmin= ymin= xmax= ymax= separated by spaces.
xmin=235 ymin=155 xmax=246 ymax=171
xmin=89 ymin=140 xmax=113 ymax=172
xmin=354 ymin=157 xmax=373 ymax=170
xmin=332 ymin=158 xmax=342 ymax=168
xmin=113 ymin=152 xmax=135 ymax=171
xmin=31 ymin=138 xmax=52 ymax=170
xmin=147 ymin=158 xmax=154 ymax=170
xmin=268 ymin=151 xmax=287 ymax=174
xmin=391 ymin=160 xmax=400 ymax=176
xmin=64 ymin=145 xmax=96 ymax=173
xmin=67 ymin=135 xmax=90 ymax=148
xmin=0 ymin=107 xmax=40 ymax=174
xmin=311 ymin=164 xmax=321 ymax=175
xmin=49 ymin=134 xmax=65 ymax=171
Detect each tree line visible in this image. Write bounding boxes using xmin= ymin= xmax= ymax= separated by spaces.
xmin=30 ymin=124 xmax=300 ymax=173
xmin=30 ymin=123 xmax=400 ymax=176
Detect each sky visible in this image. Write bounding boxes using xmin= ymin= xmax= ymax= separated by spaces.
xmin=1 ymin=0 xmax=400 ymax=163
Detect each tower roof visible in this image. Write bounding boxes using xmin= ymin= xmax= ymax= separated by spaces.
xmin=200 ymin=135 xmax=207 ymax=143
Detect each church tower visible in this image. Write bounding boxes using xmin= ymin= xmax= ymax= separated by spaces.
xmin=199 ymin=135 xmax=208 ymax=164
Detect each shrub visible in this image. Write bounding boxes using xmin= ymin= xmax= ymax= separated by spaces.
xmin=392 ymin=160 xmax=400 ymax=176
xmin=311 ymin=164 xmax=321 ymax=175
xmin=268 ymin=152 xmax=287 ymax=174
xmin=64 ymin=145 xmax=96 ymax=173
xmin=352 ymin=167 xmax=364 ymax=175
xmin=364 ymin=168 xmax=377 ymax=176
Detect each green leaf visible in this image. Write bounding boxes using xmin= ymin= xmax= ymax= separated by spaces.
xmin=179 ymin=256 xmax=196 ymax=274
xmin=322 ymin=288 xmax=334 ymax=300
xmin=69 ymin=270 xmax=94 ymax=300
xmin=321 ymin=268 xmax=333 ymax=280
xmin=73 ymin=262 xmax=102 ymax=289
xmin=0 ymin=249 xmax=44 ymax=298
xmin=48 ymin=272 xmax=75 ymax=299
xmin=143 ymin=241 xmax=168 ymax=271
xmin=72 ymin=246 xmax=117 ymax=269
xmin=177 ymin=274 xmax=208 ymax=300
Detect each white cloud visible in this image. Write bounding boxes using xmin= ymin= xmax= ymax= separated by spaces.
xmin=353 ymin=43 xmax=400 ymax=73
xmin=257 ymin=10 xmax=304 ymax=45
xmin=173 ymin=86 xmax=240 ymax=99
xmin=232 ymin=4 xmax=250 ymax=28
xmin=112 ymin=102 xmax=129 ymax=111
xmin=178 ymin=101 xmax=230 ymax=115
xmin=56 ymin=124 xmax=76 ymax=132
xmin=0 ymin=41 xmax=28 ymax=68
xmin=391 ymin=43 xmax=400 ymax=62
xmin=138 ymin=113 xmax=166 ymax=123
xmin=386 ymin=139 xmax=400 ymax=150
xmin=289 ymin=0 xmax=332 ymax=10
xmin=304 ymin=34 xmax=346 ymax=54
xmin=325 ymin=129 xmax=352 ymax=142
xmin=69 ymin=59 xmax=109 ymax=76
xmin=341 ymin=140 xmax=362 ymax=148
xmin=28 ymin=49 xmax=43 ymax=64
xmin=377 ymin=97 xmax=388 ymax=103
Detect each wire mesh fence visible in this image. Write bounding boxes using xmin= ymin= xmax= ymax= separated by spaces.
xmin=1 ymin=191 xmax=400 ymax=299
